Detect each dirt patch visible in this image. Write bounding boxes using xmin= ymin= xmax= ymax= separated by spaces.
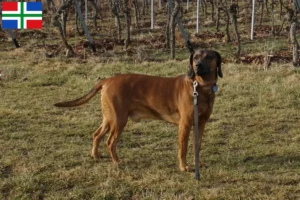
xmin=240 ymin=51 xmax=293 ymax=65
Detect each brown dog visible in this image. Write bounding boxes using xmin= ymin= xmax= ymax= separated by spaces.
xmin=55 ymin=49 xmax=223 ymax=171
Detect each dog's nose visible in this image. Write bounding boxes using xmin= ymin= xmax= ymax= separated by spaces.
xmin=196 ymin=61 xmax=210 ymax=76
xmin=196 ymin=61 xmax=203 ymax=67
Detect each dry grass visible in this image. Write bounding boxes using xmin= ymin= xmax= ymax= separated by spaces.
xmin=0 ymin=46 xmax=300 ymax=199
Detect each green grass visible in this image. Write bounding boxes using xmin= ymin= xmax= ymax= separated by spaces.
xmin=1 ymin=49 xmax=300 ymax=199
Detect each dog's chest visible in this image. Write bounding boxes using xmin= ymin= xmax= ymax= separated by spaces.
xmin=197 ymin=94 xmax=215 ymax=117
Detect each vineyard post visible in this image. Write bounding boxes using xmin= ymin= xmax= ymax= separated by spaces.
xmin=85 ymin=0 xmax=88 ymax=23
xmin=196 ymin=0 xmax=200 ymax=33
xmin=187 ymin=0 xmax=189 ymax=11
xmin=151 ymin=0 xmax=154 ymax=29
xmin=251 ymin=0 xmax=255 ymax=40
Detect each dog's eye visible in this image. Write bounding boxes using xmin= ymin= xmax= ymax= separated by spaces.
xmin=193 ymin=54 xmax=200 ymax=60
xmin=205 ymin=55 xmax=214 ymax=60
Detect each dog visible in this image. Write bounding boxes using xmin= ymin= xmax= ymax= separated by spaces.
xmin=55 ymin=49 xmax=223 ymax=171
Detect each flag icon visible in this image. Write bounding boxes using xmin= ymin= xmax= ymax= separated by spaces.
xmin=1 ymin=2 xmax=42 ymax=29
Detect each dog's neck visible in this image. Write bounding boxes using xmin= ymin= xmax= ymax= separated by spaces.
xmin=198 ymin=82 xmax=218 ymax=94
xmin=186 ymin=75 xmax=218 ymax=94
xmin=188 ymin=74 xmax=216 ymax=84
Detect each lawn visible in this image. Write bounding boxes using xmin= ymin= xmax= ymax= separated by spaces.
xmin=0 ymin=46 xmax=300 ymax=199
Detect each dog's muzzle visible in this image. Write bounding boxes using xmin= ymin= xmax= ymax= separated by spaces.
xmin=196 ymin=61 xmax=211 ymax=76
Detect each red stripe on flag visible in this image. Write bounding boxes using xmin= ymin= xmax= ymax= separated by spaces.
xmin=26 ymin=20 xmax=43 ymax=29
xmin=2 ymin=2 xmax=19 ymax=11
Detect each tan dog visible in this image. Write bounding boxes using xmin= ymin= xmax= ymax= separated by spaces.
xmin=55 ymin=49 xmax=223 ymax=171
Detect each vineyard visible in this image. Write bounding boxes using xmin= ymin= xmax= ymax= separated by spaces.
xmin=0 ymin=0 xmax=299 ymax=64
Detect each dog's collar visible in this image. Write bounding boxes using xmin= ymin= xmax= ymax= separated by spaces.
xmin=192 ymin=81 xmax=218 ymax=93
xmin=212 ymin=84 xmax=218 ymax=93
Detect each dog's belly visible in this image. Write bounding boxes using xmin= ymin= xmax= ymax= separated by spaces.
xmin=129 ymin=106 xmax=180 ymax=124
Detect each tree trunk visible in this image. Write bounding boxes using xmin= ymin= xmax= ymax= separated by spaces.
xmin=109 ymin=0 xmax=114 ymax=17
xmin=202 ymin=0 xmax=207 ymax=18
xmin=52 ymin=0 xmax=75 ymax=56
xmin=270 ymin=0 xmax=275 ymax=36
xmin=229 ymin=4 xmax=240 ymax=57
xmin=166 ymin=0 xmax=173 ymax=49
xmin=178 ymin=0 xmax=183 ymax=18
xmin=123 ymin=0 xmax=131 ymax=48
xmin=219 ymin=1 xmax=231 ymax=43
xmin=259 ymin=0 xmax=264 ymax=26
xmin=210 ymin=0 xmax=215 ymax=22
xmin=290 ymin=21 xmax=299 ymax=66
xmin=216 ymin=6 xmax=220 ymax=31
xmin=112 ymin=0 xmax=121 ymax=40
xmin=279 ymin=0 xmax=283 ymax=19
xmin=46 ymin=0 xmax=57 ymax=13
xmin=286 ymin=7 xmax=294 ymax=42
xmin=61 ymin=0 xmax=68 ymax=38
xmin=133 ymin=0 xmax=139 ymax=29
xmin=265 ymin=0 xmax=269 ymax=15
xmin=142 ymin=0 xmax=145 ymax=15
xmin=145 ymin=0 xmax=149 ymax=14
xmin=90 ymin=0 xmax=101 ymax=29
xmin=142 ymin=0 xmax=148 ymax=15
xmin=170 ymin=3 xmax=179 ymax=59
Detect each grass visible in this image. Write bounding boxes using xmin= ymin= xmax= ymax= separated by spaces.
xmin=1 ymin=47 xmax=300 ymax=199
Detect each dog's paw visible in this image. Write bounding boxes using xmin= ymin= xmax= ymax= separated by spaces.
xmin=90 ymin=150 xmax=101 ymax=159
xmin=112 ymin=158 xmax=121 ymax=165
xmin=200 ymin=162 xmax=207 ymax=168
xmin=179 ymin=165 xmax=192 ymax=172
xmin=194 ymin=162 xmax=207 ymax=168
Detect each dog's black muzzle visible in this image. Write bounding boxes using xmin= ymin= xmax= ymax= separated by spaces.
xmin=196 ymin=61 xmax=211 ymax=76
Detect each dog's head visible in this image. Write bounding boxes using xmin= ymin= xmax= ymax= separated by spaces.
xmin=187 ymin=50 xmax=223 ymax=81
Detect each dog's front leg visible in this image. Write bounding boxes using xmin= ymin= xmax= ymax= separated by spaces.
xmin=193 ymin=120 xmax=206 ymax=167
xmin=178 ymin=121 xmax=192 ymax=171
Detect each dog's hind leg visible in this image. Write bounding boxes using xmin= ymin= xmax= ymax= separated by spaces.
xmin=101 ymin=91 xmax=130 ymax=164
xmin=106 ymin=118 xmax=127 ymax=164
xmin=91 ymin=121 xmax=109 ymax=159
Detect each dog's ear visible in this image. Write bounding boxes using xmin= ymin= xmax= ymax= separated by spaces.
xmin=187 ymin=53 xmax=195 ymax=79
xmin=215 ymin=51 xmax=223 ymax=78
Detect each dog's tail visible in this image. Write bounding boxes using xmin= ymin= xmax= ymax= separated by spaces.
xmin=54 ymin=80 xmax=105 ymax=107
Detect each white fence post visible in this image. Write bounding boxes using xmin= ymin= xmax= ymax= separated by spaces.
xmin=151 ymin=0 xmax=154 ymax=29
xmin=251 ymin=0 xmax=256 ymax=40
xmin=196 ymin=0 xmax=200 ymax=33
